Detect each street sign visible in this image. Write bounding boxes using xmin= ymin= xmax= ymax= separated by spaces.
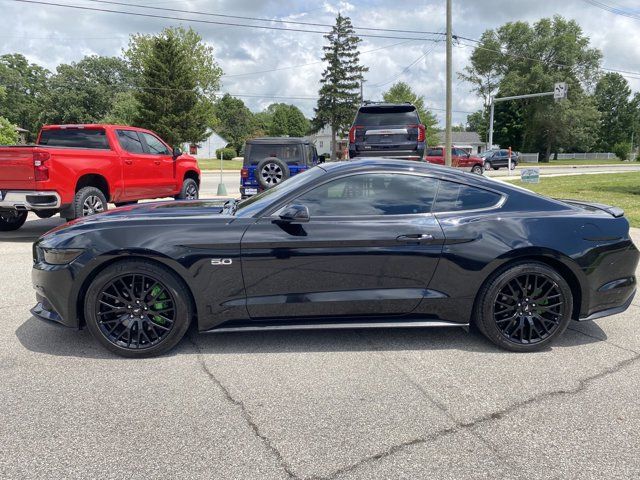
xmin=554 ymin=82 xmax=567 ymax=99
xmin=521 ymin=168 xmax=540 ymax=184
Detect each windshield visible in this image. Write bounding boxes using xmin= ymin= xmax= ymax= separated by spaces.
xmin=235 ymin=166 xmax=327 ymax=217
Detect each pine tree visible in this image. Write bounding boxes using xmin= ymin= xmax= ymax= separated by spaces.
xmin=134 ymin=31 xmax=210 ymax=147
xmin=314 ymin=14 xmax=368 ymax=160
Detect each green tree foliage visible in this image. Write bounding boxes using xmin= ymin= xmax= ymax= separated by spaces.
xmin=381 ymin=82 xmax=439 ymax=146
xmin=40 ymin=55 xmax=134 ymax=125
xmin=133 ymin=31 xmax=213 ymax=146
xmin=594 ymin=73 xmax=634 ymax=151
xmin=0 ymin=54 xmax=50 ymax=139
xmin=268 ymin=103 xmax=310 ymax=137
xmin=459 ymin=16 xmax=602 ymax=159
xmin=0 ymin=116 xmax=19 ymax=145
xmin=612 ymin=142 xmax=632 ymax=161
xmin=467 ymin=110 xmax=489 ymax=142
xmin=314 ymin=14 xmax=368 ymax=160
xmin=101 ymin=91 xmax=140 ymax=125
xmin=213 ymin=94 xmax=257 ymax=152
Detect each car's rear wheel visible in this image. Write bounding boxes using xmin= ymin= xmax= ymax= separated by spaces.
xmin=65 ymin=186 xmax=108 ymax=221
xmin=475 ymin=262 xmax=573 ymax=352
xmin=256 ymin=157 xmax=290 ymax=189
xmin=471 ymin=165 xmax=484 ymax=175
xmin=0 ymin=210 xmax=28 ymax=231
xmin=84 ymin=260 xmax=192 ymax=357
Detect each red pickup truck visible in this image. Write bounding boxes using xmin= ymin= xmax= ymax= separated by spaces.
xmin=425 ymin=146 xmax=485 ymax=174
xmin=0 ymin=124 xmax=201 ymax=231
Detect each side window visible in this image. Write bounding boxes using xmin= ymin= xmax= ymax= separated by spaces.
xmin=293 ymin=173 xmax=438 ymax=216
xmin=116 ymin=130 xmax=145 ymax=154
xmin=140 ymin=132 xmax=171 ymax=155
xmin=433 ymin=180 xmax=502 ymax=212
xmin=427 ymin=148 xmax=443 ymax=156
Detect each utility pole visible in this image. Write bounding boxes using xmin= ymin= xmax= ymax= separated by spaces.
xmin=360 ymin=79 xmax=364 ymax=104
xmin=444 ymin=0 xmax=453 ymax=167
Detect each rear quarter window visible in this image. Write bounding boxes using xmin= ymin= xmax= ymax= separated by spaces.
xmin=38 ymin=128 xmax=110 ymax=149
xmin=433 ymin=180 xmax=502 ymax=212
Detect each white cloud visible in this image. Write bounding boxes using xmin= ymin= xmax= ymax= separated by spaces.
xmin=1 ymin=0 xmax=639 ymax=125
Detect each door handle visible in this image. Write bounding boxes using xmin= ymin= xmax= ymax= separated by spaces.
xmin=396 ymin=233 xmax=435 ymax=242
xmin=124 ymin=159 xmax=133 ymax=165
xmin=154 ymin=160 xmax=161 ymax=165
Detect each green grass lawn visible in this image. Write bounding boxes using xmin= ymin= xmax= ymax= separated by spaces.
xmin=197 ymin=158 xmax=243 ymax=170
xmin=507 ymin=172 xmax=640 ymax=227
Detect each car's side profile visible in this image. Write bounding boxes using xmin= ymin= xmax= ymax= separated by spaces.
xmin=31 ymin=159 xmax=638 ymax=357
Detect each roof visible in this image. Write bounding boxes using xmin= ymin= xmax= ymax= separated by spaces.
xmin=436 ymin=131 xmax=483 ymax=145
xmin=246 ymin=136 xmax=309 ymax=144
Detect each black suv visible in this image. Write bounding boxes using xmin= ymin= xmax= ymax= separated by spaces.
xmin=240 ymin=137 xmax=319 ymax=198
xmin=348 ymin=103 xmax=426 ymax=160
xmin=481 ymin=149 xmax=519 ymax=170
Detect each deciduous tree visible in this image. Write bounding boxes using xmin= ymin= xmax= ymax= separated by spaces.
xmin=382 ymin=82 xmax=439 ymax=146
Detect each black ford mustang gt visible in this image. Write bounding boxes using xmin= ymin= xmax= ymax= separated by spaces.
xmin=31 ymin=159 xmax=638 ymax=357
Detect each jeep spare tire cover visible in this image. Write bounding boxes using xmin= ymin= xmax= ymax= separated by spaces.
xmin=256 ymin=157 xmax=290 ymax=189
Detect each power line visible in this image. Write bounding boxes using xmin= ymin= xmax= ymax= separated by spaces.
xmin=8 ymin=0 xmax=446 ymax=42
xmin=84 ymin=0 xmax=450 ymax=37
xmin=371 ymin=38 xmax=444 ymax=88
xmin=582 ymin=0 xmax=640 ymax=21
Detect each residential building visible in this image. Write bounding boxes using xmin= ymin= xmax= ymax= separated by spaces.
xmin=436 ymin=131 xmax=486 ymax=155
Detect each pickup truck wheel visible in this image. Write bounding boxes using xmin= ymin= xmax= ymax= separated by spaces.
xmin=175 ymin=178 xmax=199 ymax=200
xmin=68 ymin=187 xmax=108 ymax=220
xmin=0 ymin=210 xmax=28 ymax=231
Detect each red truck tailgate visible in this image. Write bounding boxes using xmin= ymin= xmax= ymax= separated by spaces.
xmin=0 ymin=146 xmax=36 ymax=190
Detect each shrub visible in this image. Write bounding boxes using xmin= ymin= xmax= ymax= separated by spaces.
xmin=612 ymin=142 xmax=632 ymax=161
xmin=214 ymin=147 xmax=237 ymax=160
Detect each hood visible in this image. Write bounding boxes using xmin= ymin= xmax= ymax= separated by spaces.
xmin=44 ymin=198 xmax=233 ymax=236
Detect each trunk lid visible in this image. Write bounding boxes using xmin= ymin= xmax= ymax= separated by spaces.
xmin=0 ymin=146 xmax=36 ymax=190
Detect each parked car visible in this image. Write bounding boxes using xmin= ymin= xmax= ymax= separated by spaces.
xmin=425 ymin=146 xmax=485 ymax=174
xmin=348 ymin=102 xmax=426 ymax=160
xmin=481 ymin=149 xmax=518 ymax=170
xmin=32 ymin=159 xmax=638 ymax=357
xmin=240 ymin=137 xmax=319 ymax=198
xmin=0 ymin=124 xmax=201 ymax=231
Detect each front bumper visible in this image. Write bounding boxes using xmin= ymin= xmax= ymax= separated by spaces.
xmin=31 ymin=262 xmax=77 ymax=328
xmin=0 ymin=190 xmax=61 ymax=211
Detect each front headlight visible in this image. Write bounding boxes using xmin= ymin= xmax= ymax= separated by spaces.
xmin=41 ymin=248 xmax=84 ymax=265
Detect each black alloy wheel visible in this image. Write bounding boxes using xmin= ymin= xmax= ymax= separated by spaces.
xmin=476 ymin=262 xmax=573 ymax=352
xmin=0 ymin=210 xmax=28 ymax=231
xmin=85 ymin=260 xmax=192 ymax=357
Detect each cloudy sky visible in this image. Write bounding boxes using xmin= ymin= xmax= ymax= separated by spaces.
xmin=2 ymin=0 xmax=640 ymax=125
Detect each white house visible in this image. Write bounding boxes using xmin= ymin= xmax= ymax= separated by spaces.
xmin=436 ymin=131 xmax=486 ymax=155
xmin=183 ymin=130 xmax=229 ymax=159
xmin=307 ymin=125 xmax=348 ymax=159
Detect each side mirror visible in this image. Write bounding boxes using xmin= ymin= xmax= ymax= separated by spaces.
xmin=318 ymin=155 xmax=326 ymax=164
xmin=172 ymin=146 xmax=182 ymax=159
xmin=277 ymin=204 xmax=310 ymax=223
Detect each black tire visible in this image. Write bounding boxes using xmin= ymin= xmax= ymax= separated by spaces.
xmin=475 ymin=262 xmax=573 ymax=352
xmin=484 ymin=160 xmax=492 ymax=171
xmin=66 ymin=186 xmax=108 ymax=221
xmin=175 ymin=178 xmax=199 ymax=200
xmin=84 ymin=259 xmax=192 ymax=358
xmin=256 ymin=157 xmax=290 ymax=189
xmin=471 ymin=164 xmax=484 ymax=175
xmin=0 ymin=210 xmax=28 ymax=231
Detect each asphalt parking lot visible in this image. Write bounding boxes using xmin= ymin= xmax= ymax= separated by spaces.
xmin=1 ymin=191 xmax=639 ymax=478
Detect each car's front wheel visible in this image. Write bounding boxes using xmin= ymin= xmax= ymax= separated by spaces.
xmin=471 ymin=165 xmax=484 ymax=175
xmin=484 ymin=160 xmax=492 ymax=171
xmin=475 ymin=262 xmax=573 ymax=352
xmin=0 ymin=210 xmax=28 ymax=231
xmin=84 ymin=260 xmax=192 ymax=357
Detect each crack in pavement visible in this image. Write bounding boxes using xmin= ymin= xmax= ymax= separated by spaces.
xmin=185 ymin=331 xmax=640 ymax=480
xmin=318 ymin=345 xmax=640 ymax=480
xmin=186 ymin=334 xmax=301 ymax=480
